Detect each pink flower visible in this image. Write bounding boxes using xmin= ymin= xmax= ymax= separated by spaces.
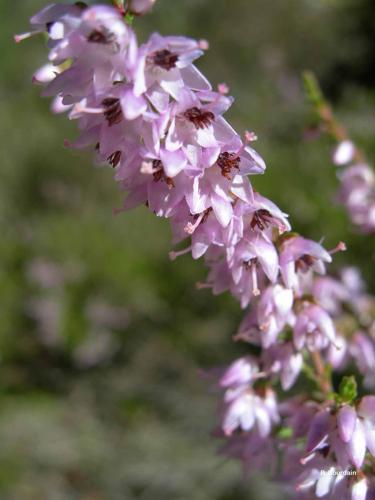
xmin=294 ymin=303 xmax=336 ymax=351
xmin=221 ymin=386 xmax=279 ymax=437
xmin=265 ymin=343 xmax=303 ymax=390
xmin=358 ymin=396 xmax=375 ymax=458
xmin=351 ymin=477 xmax=368 ymax=500
xmin=235 ymin=284 xmax=294 ymax=347
xmin=338 ymin=164 xmax=375 ymax=233
xmin=326 ymin=335 xmax=348 ymax=370
xmin=256 ymin=284 xmax=294 ymax=347
xmin=350 ymin=332 xmax=375 ymax=385
xmin=332 ymin=140 xmax=355 ymax=166
xmin=235 ymin=191 xmax=290 ymax=241
xmin=302 ymin=401 xmax=373 ymax=471
xmin=15 ymin=3 xmax=83 ymax=43
xmin=279 ymin=235 xmax=332 ymax=290
xmin=134 ymin=33 xmax=210 ymax=98
xmin=219 ymin=356 xmax=260 ymax=388
xmin=312 ymin=276 xmax=349 ymax=316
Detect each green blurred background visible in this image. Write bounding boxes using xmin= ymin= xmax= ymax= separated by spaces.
xmin=0 ymin=0 xmax=374 ymax=498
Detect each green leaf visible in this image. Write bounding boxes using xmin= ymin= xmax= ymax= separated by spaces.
xmin=124 ymin=12 xmax=134 ymax=25
xmin=302 ymin=71 xmax=324 ymax=108
xmin=278 ymin=329 xmax=293 ymax=343
xmin=276 ymin=426 xmax=293 ymax=439
xmin=338 ymin=375 xmax=357 ymax=404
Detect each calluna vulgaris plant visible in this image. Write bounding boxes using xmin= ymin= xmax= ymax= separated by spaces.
xmin=17 ymin=2 xmax=375 ymax=498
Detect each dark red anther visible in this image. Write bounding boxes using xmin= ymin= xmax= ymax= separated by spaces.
xmin=250 ymin=209 xmax=273 ymax=231
xmin=107 ymin=151 xmax=122 ymax=168
xmin=88 ymin=28 xmax=115 ymax=45
xmin=152 ymin=50 xmax=179 ymax=70
xmin=152 ymin=160 xmax=175 ymax=189
xmin=296 ymin=254 xmax=316 ymax=273
xmin=184 ymin=107 xmax=215 ymax=129
xmin=217 ymin=152 xmax=241 ymax=179
xmin=102 ymin=97 xmax=123 ymax=126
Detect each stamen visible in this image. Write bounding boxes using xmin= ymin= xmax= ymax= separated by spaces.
xmin=251 ymin=261 xmax=260 ymax=296
xmin=184 ymin=208 xmax=212 ymax=234
xmin=250 ymin=209 xmax=273 ymax=231
xmin=152 ymin=160 xmax=175 ymax=189
xmin=169 ymin=246 xmax=192 ymax=261
xmin=14 ymin=31 xmax=41 ymax=43
xmin=245 ymin=130 xmax=258 ymax=142
xmin=329 ymin=241 xmax=347 ymax=255
xmin=217 ymin=152 xmax=240 ymax=179
xmin=151 ymin=49 xmax=179 ymax=70
xmin=198 ymin=39 xmax=209 ymax=50
xmin=102 ymin=97 xmax=123 ymax=126
xmin=69 ymin=103 xmax=105 ymax=120
xmin=184 ymin=107 xmax=215 ymax=129
xmin=299 ymin=452 xmax=317 ymax=466
xmin=151 ymin=159 xmax=164 ymax=176
xmin=218 ymin=83 xmax=229 ymax=94
xmin=184 ymin=212 xmax=205 ymax=234
xmin=244 ymin=259 xmax=260 ymax=295
xmin=107 ymin=151 xmax=122 ymax=168
xmin=296 ymin=254 xmax=316 ymax=272
xmin=196 ymin=282 xmax=213 ymax=289
xmin=87 ymin=28 xmax=115 ymax=45
xmin=140 ymin=160 xmax=161 ymax=175
xmin=201 ymin=207 xmax=213 ymax=224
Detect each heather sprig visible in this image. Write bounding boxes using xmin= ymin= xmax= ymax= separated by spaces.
xmin=17 ymin=4 xmax=375 ymax=498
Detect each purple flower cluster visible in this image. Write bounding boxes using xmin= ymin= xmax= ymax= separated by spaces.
xmin=332 ymin=141 xmax=375 ymax=233
xmin=313 ymin=269 xmax=375 ymax=386
xmin=280 ymin=396 xmax=374 ymax=500
xmin=19 ymin=3 xmax=375 ymax=498
xmin=217 ymin=265 xmax=374 ymax=498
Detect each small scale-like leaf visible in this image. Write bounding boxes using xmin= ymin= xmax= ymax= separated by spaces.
xmin=338 ymin=375 xmax=357 ymax=404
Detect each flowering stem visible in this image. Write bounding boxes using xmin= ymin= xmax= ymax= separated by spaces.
xmin=302 ymin=71 xmax=365 ymax=164
xmin=20 ymin=5 xmax=375 ymax=494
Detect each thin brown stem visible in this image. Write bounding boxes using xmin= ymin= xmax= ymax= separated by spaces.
xmin=113 ymin=0 xmax=126 ymax=14
xmin=316 ymin=102 xmax=365 ymax=164
xmin=303 ymin=71 xmax=367 ymax=165
xmin=310 ymin=350 xmax=333 ymax=395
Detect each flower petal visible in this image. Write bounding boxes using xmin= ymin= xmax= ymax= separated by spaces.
xmin=306 ymin=410 xmax=330 ymax=453
xmin=160 ymin=149 xmax=187 ymax=177
xmin=211 ymin=193 xmax=233 ymax=227
xmin=337 ymin=405 xmax=356 ymax=443
xmin=346 ymin=418 xmax=366 ymax=468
